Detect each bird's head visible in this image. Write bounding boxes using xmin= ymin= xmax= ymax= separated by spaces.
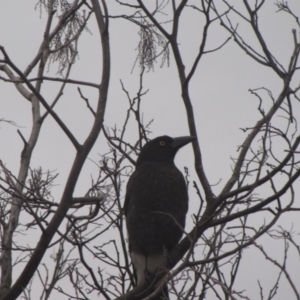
xmin=136 ymin=135 xmax=196 ymax=167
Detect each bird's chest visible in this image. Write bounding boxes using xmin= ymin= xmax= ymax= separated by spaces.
xmin=128 ymin=163 xmax=188 ymax=212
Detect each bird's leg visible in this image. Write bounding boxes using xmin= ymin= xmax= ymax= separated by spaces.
xmin=131 ymin=252 xmax=147 ymax=285
xmin=145 ymin=250 xmax=170 ymax=299
xmin=144 ymin=250 xmax=167 ymax=281
xmin=131 ymin=252 xmax=165 ymax=285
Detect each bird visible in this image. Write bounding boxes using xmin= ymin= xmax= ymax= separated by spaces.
xmin=124 ymin=135 xmax=196 ymax=299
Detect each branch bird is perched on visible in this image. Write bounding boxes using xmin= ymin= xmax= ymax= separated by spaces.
xmin=124 ymin=135 xmax=196 ymax=299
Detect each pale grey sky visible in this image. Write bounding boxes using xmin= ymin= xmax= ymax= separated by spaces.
xmin=1 ymin=1 xmax=300 ymax=299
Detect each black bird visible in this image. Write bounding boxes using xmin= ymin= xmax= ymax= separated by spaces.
xmin=124 ymin=135 xmax=196 ymax=299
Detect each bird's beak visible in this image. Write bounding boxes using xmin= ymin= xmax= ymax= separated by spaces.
xmin=172 ymin=136 xmax=197 ymax=149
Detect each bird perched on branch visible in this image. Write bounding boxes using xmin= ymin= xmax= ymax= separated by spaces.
xmin=124 ymin=135 xmax=196 ymax=299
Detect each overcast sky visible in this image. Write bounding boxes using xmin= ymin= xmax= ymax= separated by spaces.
xmin=1 ymin=1 xmax=300 ymax=299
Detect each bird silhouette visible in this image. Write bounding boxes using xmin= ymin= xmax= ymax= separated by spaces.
xmin=125 ymin=135 xmax=196 ymax=299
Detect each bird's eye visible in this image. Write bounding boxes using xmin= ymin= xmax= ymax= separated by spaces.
xmin=159 ymin=141 xmax=166 ymax=146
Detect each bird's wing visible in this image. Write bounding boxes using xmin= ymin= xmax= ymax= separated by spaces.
xmin=124 ymin=167 xmax=139 ymax=216
xmin=123 ymin=174 xmax=138 ymax=284
xmin=123 ymin=174 xmax=133 ymax=217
